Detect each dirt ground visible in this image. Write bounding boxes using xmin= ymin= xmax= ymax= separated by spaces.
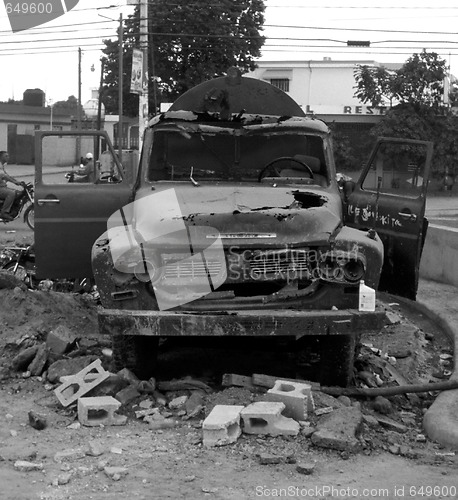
xmin=0 ymin=227 xmax=457 ymax=500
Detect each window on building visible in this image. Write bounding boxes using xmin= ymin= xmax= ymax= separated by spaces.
xmin=270 ymin=79 xmax=290 ymax=92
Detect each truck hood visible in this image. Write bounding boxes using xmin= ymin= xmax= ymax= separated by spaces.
xmin=131 ymin=184 xmax=343 ymax=247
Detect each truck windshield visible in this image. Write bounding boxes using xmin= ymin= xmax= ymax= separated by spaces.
xmin=147 ymin=126 xmax=329 ymax=185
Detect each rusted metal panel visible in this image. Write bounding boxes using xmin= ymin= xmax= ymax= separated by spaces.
xmin=98 ymin=308 xmax=386 ymax=337
xmin=169 ymin=75 xmax=306 ymax=117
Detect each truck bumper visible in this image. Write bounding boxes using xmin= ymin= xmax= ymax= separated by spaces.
xmin=98 ymin=307 xmax=386 ymax=338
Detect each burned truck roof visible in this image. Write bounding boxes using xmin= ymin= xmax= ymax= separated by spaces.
xmin=147 ymin=111 xmax=330 ymax=137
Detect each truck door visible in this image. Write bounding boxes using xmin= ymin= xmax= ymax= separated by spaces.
xmin=34 ymin=131 xmax=134 ymax=279
xmin=345 ymin=137 xmax=433 ymax=300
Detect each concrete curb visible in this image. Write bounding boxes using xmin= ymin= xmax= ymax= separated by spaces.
xmin=415 ymin=296 xmax=458 ymax=449
xmin=382 ymin=291 xmax=458 ymax=449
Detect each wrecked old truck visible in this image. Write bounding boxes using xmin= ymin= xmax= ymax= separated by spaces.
xmin=33 ymin=69 xmax=432 ymax=385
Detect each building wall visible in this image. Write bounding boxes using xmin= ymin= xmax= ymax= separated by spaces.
xmin=246 ymin=59 xmax=394 ymax=123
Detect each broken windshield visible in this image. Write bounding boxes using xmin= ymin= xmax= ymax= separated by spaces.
xmin=147 ymin=125 xmax=329 ymax=185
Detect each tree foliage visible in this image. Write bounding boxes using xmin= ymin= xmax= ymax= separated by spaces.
xmin=102 ymin=0 xmax=266 ymax=117
xmin=352 ymin=51 xmax=458 ymax=176
xmin=354 ymin=50 xmax=448 ymax=110
xmin=53 ymin=95 xmax=82 ymax=114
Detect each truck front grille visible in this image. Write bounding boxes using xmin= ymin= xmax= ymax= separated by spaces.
xmin=162 ymin=257 xmax=223 ymax=280
xmin=248 ymin=249 xmax=312 ymax=279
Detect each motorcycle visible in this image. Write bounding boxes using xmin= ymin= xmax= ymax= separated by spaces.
xmin=0 ymin=181 xmax=34 ymax=230
xmin=0 ymin=242 xmax=98 ymax=296
xmin=0 ymin=243 xmax=37 ymax=289
xmin=65 ymin=170 xmax=118 ymax=184
xmin=65 ymin=171 xmax=89 ymax=183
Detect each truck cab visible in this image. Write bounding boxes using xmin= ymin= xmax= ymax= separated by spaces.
xmin=33 ymin=69 xmax=432 ymax=385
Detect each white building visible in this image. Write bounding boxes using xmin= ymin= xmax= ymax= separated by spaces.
xmin=246 ymin=59 xmax=401 ymax=124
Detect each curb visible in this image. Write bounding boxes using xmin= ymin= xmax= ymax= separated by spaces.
xmin=380 ymin=291 xmax=458 ymax=449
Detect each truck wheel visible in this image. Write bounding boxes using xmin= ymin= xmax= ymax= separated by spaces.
xmin=24 ymin=204 xmax=34 ymax=230
xmin=295 ymin=334 xmax=356 ymax=387
xmin=112 ymin=335 xmax=159 ymax=380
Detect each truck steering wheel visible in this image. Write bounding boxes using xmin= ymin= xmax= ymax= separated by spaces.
xmin=258 ymin=156 xmax=315 ymax=182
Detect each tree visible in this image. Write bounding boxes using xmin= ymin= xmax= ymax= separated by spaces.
xmin=354 ymin=50 xmax=449 ymax=111
xmin=52 ymin=95 xmax=84 ymax=117
xmin=102 ymin=0 xmax=266 ymax=117
xmin=352 ymin=51 xmax=457 ymax=177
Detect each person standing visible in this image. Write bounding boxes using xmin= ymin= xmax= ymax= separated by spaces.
xmin=0 ymin=151 xmax=21 ymax=221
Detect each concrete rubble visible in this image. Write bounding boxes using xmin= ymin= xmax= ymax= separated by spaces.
xmin=2 ymin=300 xmax=455 ymax=490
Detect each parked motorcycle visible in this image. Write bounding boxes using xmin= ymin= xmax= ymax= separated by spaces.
xmin=0 ymin=243 xmax=37 ymax=289
xmin=0 ymin=181 xmax=34 ymax=230
xmin=0 ymin=243 xmax=97 ymax=296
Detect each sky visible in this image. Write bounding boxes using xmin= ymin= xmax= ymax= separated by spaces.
xmin=0 ymin=0 xmax=458 ymax=105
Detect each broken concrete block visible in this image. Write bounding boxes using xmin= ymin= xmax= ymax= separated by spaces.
xmin=168 ymin=395 xmax=188 ymax=410
xmin=11 ymin=345 xmax=39 ymax=371
xmin=259 ymin=453 xmax=282 ymax=465
xmin=28 ymin=344 xmax=48 ymax=377
xmin=311 ymin=406 xmax=363 ymax=452
xmin=54 ymin=359 xmax=110 ymax=407
xmin=375 ymin=415 xmax=408 ymax=433
xmin=185 ymin=391 xmax=205 ymax=416
xmin=117 ymin=368 xmax=140 ymax=386
xmin=87 ymin=374 xmax=129 ymax=398
xmin=265 ymin=380 xmax=314 ymax=421
xmin=203 ymin=405 xmax=244 ymax=447
xmin=241 ymin=401 xmax=299 ymax=437
xmin=104 ymin=466 xmax=128 ymax=481
xmin=28 ymin=410 xmax=47 ymax=430
xmin=53 ymin=448 xmax=86 ymax=463
xmin=78 ymin=396 xmax=127 ymax=427
xmin=115 ymin=384 xmax=140 ymax=405
xmin=86 ymin=440 xmax=105 ymax=457
xmin=46 ymin=325 xmax=78 ymax=356
xmin=14 ymin=460 xmax=43 ymax=472
xmin=296 ymin=462 xmax=316 ymax=475
xmin=47 ymin=355 xmax=98 ymax=383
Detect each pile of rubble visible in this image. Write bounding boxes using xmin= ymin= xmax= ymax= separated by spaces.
xmin=1 ymin=304 xmax=457 ymax=487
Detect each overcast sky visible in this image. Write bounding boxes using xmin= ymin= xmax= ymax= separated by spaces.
xmin=0 ymin=0 xmax=458 ymax=105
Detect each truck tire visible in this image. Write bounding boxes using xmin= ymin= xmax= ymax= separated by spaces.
xmin=295 ymin=334 xmax=356 ymax=387
xmin=112 ymin=335 xmax=159 ymax=380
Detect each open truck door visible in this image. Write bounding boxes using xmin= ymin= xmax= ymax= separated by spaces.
xmin=34 ymin=131 xmax=134 ymax=279
xmin=345 ymin=137 xmax=433 ymax=300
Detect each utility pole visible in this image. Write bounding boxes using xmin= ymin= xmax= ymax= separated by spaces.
xmin=95 ymin=57 xmax=105 ymax=160
xmin=77 ymin=47 xmax=82 ymax=161
xmin=139 ymin=0 xmax=148 ymax=152
xmin=77 ymin=47 xmax=82 ymax=131
xmin=118 ymin=14 xmax=123 ymax=162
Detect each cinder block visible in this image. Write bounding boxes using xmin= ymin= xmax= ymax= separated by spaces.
xmin=241 ymin=401 xmax=299 ymax=437
xmin=265 ymin=380 xmax=314 ymax=421
xmin=202 ymin=405 xmax=244 ymax=447
xmin=54 ymin=359 xmax=110 ymax=407
xmin=78 ymin=396 xmax=127 ymax=427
